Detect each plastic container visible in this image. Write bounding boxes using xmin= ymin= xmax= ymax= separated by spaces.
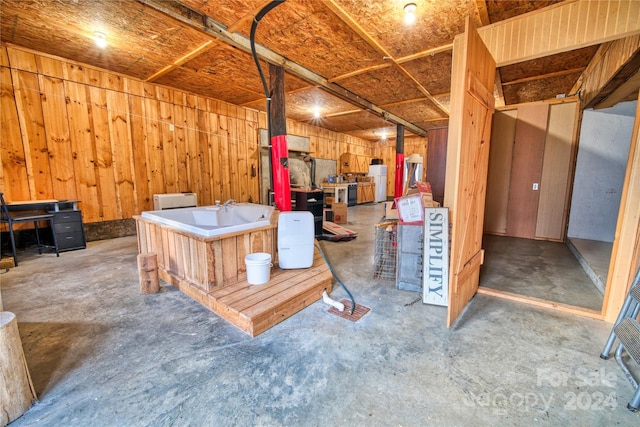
xmin=245 ymin=253 xmax=272 ymax=285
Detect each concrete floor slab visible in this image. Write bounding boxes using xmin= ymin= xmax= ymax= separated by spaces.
xmin=2 ymin=204 xmax=639 ymax=426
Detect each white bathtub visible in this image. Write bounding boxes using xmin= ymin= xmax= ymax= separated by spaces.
xmin=140 ymin=203 xmax=275 ymax=238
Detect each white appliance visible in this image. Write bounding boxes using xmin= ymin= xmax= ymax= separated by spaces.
xmin=368 ymin=164 xmax=387 ymax=203
xmin=153 ymin=193 xmax=197 ymax=210
xmin=278 ymin=211 xmax=314 ymax=269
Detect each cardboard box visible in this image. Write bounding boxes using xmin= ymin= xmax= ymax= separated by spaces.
xmin=332 ymin=202 xmax=348 ymax=224
xmin=407 ymin=182 xmax=440 ymax=208
xmin=382 ymin=201 xmax=399 ymax=220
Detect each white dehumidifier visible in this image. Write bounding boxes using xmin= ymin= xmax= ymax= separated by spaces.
xmin=278 ymin=211 xmax=314 ymax=269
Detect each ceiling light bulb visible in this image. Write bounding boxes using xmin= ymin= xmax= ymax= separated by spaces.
xmin=381 ymin=130 xmax=387 ymax=140
xmin=404 ymin=3 xmax=417 ymax=25
xmin=313 ymin=107 xmax=321 ymax=119
xmin=94 ymin=32 xmax=107 ymax=49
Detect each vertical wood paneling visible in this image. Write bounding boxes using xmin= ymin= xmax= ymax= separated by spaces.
xmin=15 ymin=70 xmax=53 ymax=200
xmin=535 ymin=102 xmax=577 ymax=240
xmin=426 ymin=128 xmax=448 ymax=206
xmin=218 ymin=112 xmax=231 ymax=203
xmin=6 ymin=49 xmax=37 ymax=73
xmin=173 ymin=103 xmax=188 ymax=192
xmin=506 ymin=103 xmax=549 ymax=239
xmin=64 ymin=81 xmax=99 ymax=221
xmin=106 ymin=89 xmax=137 ymax=217
xmin=128 ymin=95 xmax=151 ymax=212
xmin=1 ymin=67 xmax=30 ymax=201
xmin=196 ymin=110 xmax=213 ymax=205
xmin=246 ymin=120 xmax=259 ymax=202
xmin=89 ymin=86 xmax=118 ymax=220
xmin=485 ymin=110 xmax=517 ymax=235
xmin=2 ymin=46 xmax=381 ymax=223
xmin=144 ymin=97 xmax=164 ymax=198
xmin=227 ymin=116 xmax=240 ymax=200
xmin=159 ymin=101 xmax=177 ymax=193
xmin=185 ymin=105 xmax=200 ymax=196
xmin=39 ymin=75 xmax=76 ymax=199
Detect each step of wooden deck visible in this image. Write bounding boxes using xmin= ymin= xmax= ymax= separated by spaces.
xmin=171 ymin=249 xmax=333 ymax=336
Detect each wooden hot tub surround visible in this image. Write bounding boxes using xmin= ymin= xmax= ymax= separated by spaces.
xmin=134 ymin=212 xmax=333 ymax=336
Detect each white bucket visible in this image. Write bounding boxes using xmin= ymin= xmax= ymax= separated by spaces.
xmin=245 ymin=252 xmax=272 ymax=285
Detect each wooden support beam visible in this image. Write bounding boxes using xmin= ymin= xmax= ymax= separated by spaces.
xmin=571 ymin=34 xmax=640 ymax=109
xmin=395 ymin=44 xmax=454 ymax=64
xmin=269 ymin=64 xmax=287 ymax=136
xmin=477 ymin=287 xmax=604 ymax=320
xmin=602 ymin=93 xmax=640 ymax=323
xmin=479 ymin=0 xmax=640 ymax=67
xmin=502 ymin=67 xmax=587 ymax=86
xmin=140 ymin=0 xmax=428 ymax=137
xmin=145 ymin=40 xmax=214 ymax=82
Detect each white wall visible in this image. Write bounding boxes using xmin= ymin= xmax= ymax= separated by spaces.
xmin=567 ymin=101 xmax=637 ymax=242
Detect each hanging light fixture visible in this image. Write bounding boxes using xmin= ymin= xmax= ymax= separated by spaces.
xmin=404 ymin=3 xmax=417 ymax=25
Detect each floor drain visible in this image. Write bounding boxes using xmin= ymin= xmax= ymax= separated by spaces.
xmin=327 ymin=299 xmax=371 ymax=322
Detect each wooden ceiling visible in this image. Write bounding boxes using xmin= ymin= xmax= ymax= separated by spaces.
xmin=0 ymin=0 xmax=637 ymax=142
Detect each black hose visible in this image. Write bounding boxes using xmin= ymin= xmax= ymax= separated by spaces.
xmin=250 ymin=0 xmax=285 ymax=205
xmin=315 ymin=243 xmax=356 ymax=315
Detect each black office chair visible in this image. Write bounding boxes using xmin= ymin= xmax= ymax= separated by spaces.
xmin=0 ymin=192 xmax=59 ymax=266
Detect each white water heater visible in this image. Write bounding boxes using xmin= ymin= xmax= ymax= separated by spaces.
xmin=278 ymin=211 xmax=314 ymax=269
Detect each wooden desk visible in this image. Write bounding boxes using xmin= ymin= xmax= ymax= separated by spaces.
xmin=7 ymin=199 xmax=79 ymax=212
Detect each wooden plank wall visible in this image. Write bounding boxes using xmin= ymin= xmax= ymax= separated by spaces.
xmin=485 ymin=109 xmax=517 ymax=234
xmin=0 ymin=45 xmax=404 ymax=223
xmin=506 ymin=103 xmax=549 ymax=239
xmin=485 ymin=99 xmax=579 ymax=241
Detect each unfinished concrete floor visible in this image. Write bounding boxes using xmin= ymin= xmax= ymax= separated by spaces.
xmin=481 ymin=234 xmax=604 ymax=311
xmin=2 ymin=204 xmax=639 ymax=426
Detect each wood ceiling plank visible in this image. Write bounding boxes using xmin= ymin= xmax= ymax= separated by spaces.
xmin=480 ymin=0 xmax=640 ymax=66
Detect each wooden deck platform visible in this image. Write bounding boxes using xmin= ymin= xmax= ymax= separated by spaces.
xmin=162 ymin=249 xmax=333 ymax=336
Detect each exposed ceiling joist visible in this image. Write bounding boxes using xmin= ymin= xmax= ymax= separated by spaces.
xmin=323 ymin=0 xmax=449 ymax=117
xmin=140 ymin=0 xmax=428 ymax=137
xmin=145 ymin=40 xmax=214 ymax=82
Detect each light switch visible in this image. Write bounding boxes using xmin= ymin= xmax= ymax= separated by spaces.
xmin=532 ymin=183 xmax=539 ymax=190
xmin=169 ymin=123 xmax=175 ymax=131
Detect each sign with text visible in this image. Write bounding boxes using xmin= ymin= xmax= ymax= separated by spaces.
xmin=422 ymin=208 xmax=449 ymax=306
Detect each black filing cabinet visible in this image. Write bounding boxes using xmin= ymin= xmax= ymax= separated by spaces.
xmin=52 ymin=210 xmax=86 ymax=251
xmin=292 ymin=189 xmax=324 ymax=237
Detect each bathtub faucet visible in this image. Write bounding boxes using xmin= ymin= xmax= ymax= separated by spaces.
xmin=223 ymin=199 xmax=236 ymax=211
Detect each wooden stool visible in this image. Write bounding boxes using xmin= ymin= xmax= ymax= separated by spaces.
xmin=0 ymin=312 xmax=37 ymax=426
xmin=138 ymin=252 xmax=160 ymax=294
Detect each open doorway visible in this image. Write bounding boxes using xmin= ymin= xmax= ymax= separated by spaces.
xmin=479 ymin=100 xmax=637 ymax=313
